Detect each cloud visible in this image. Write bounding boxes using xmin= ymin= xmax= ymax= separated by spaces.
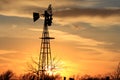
xmin=0 ymin=0 xmax=119 ymax=18
xmin=28 ymin=28 xmax=120 ymax=61
xmin=0 ymin=49 xmax=31 ymax=74
xmin=53 ymin=8 xmax=120 ymax=27
xmin=75 ymin=25 xmax=120 ymax=53
xmin=28 ymin=28 xmax=112 ymax=60
xmin=0 ymin=50 xmax=27 ymax=61
xmin=55 ymin=15 xmax=120 ymax=28
xmin=96 ymin=0 xmax=120 ymax=8
xmin=29 ymin=28 xmax=105 ymax=47
xmin=25 ymin=27 xmax=120 ymax=54
xmin=54 ymin=8 xmax=120 ymax=18
xmin=0 ymin=0 xmax=119 ymax=29
xmin=0 ymin=50 xmax=17 ymax=54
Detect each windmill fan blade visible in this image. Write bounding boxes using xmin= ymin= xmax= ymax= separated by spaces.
xmin=33 ymin=12 xmax=40 ymax=22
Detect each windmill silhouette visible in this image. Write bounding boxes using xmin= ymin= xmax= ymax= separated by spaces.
xmin=33 ymin=4 xmax=54 ymax=79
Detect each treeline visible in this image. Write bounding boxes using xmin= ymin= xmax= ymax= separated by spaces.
xmin=0 ymin=70 xmax=120 ymax=80
xmin=0 ymin=70 xmax=61 ymax=80
xmin=0 ymin=70 xmax=13 ymax=80
xmin=0 ymin=62 xmax=119 ymax=80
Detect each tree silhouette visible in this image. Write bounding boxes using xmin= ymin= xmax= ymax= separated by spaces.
xmin=0 ymin=70 xmax=13 ymax=80
xmin=108 ymin=62 xmax=120 ymax=80
xmin=26 ymin=56 xmax=62 ymax=80
xmin=20 ymin=73 xmax=37 ymax=80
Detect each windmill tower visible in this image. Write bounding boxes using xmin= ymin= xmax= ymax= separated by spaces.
xmin=33 ymin=4 xmax=54 ymax=77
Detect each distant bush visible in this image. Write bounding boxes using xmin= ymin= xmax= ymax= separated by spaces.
xmin=19 ymin=73 xmax=61 ymax=80
xmin=20 ymin=73 xmax=37 ymax=80
xmin=0 ymin=70 xmax=13 ymax=80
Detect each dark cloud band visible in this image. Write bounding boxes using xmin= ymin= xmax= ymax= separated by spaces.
xmin=54 ymin=8 xmax=120 ymax=18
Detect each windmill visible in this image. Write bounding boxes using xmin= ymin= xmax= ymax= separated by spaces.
xmin=33 ymin=4 xmax=54 ymax=79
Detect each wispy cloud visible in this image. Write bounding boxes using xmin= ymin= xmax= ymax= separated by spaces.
xmin=54 ymin=8 xmax=120 ymax=18
xmin=0 ymin=50 xmax=17 ymax=54
xmin=0 ymin=0 xmax=119 ymax=28
xmin=0 ymin=0 xmax=119 ymax=18
xmin=29 ymin=28 xmax=105 ymax=47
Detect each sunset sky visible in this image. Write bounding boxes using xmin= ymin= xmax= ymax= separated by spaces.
xmin=0 ymin=0 xmax=120 ymax=77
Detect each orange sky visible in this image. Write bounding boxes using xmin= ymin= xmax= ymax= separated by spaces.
xmin=0 ymin=0 xmax=120 ymax=77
